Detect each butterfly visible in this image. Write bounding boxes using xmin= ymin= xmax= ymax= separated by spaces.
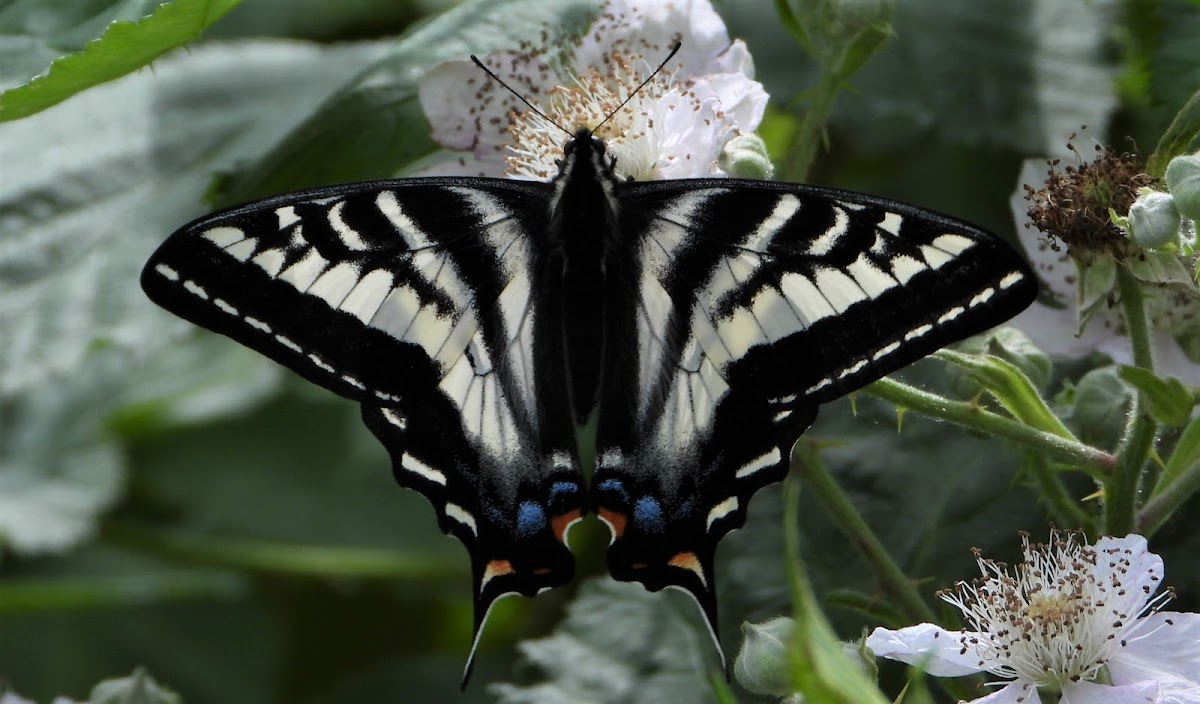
xmin=141 ymin=49 xmax=1037 ymax=683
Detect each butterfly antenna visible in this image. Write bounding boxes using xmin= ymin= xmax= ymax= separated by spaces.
xmin=470 ymin=55 xmax=574 ymax=139
xmin=590 ymin=41 xmax=682 ymax=137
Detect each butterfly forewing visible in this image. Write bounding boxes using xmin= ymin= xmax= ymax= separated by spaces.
xmin=589 ymin=180 xmax=1037 ymax=647
xmin=141 ymin=179 xmax=587 ymax=665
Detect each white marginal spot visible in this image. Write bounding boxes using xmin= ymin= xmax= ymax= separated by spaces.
xmin=276 ymin=206 xmax=301 ymax=229
xmin=905 ymin=324 xmax=933 ymax=341
xmin=377 ymin=190 xmax=434 ymax=249
xmin=878 ymin=212 xmax=904 ymax=236
xmin=743 ymin=194 xmax=800 ymax=251
xmin=275 ymin=335 xmax=302 ymax=353
xmin=970 ymin=287 xmax=996 ymax=307
xmin=813 ymin=267 xmax=868 ymax=313
xmin=225 ymin=238 xmax=257 ymax=262
xmin=381 ymin=408 xmax=407 ymax=429
xmin=772 ymin=394 xmax=798 ymax=404
xmin=308 ymin=353 xmax=334 ymax=373
xmin=938 ymin=306 xmax=965 ymax=324
xmin=202 ymin=226 xmax=245 ymax=248
xmin=846 ymin=255 xmax=897 ymax=299
xmin=890 ymin=255 xmax=926 ymax=284
xmin=920 ymin=244 xmax=954 ymax=269
xmin=328 ymin=200 xmax=370 ymax=250
xmin=735 ymin=448 xmax=782 ymax=479
xmin=806 ymin=378 xmax=833 ymax=394
xmin=245 ymin=317 xmax=271 ymax=333
xmin=837 ymin=358 xmax=869 ymax=379
xmin=183 ymin=280 xmax=208 ymax=300
xmin=214 ymin=298 xmax=238 ymax=316
xmin=252 ymin=248 xmax=287 ymax=277
xmin=806 ymin=206 xmax=850 ymax=256
xmin=279 ymin=248 xmax=328 ymax=291
xmin=341 ymin=374 xmax=365 ymax=390
xmin=374 ymin=390 xmax=400 ymax=402
xmin=402 ymin=454 xmax=447 ymax=486
xmin=932 ymin=233 xmax=976 ymax=254
xmin=780 ymin=272 xmax=836 ymax=324
xmin=872 ymin=341 xmax=901 ymax=361
xmin=155 ymin=263 xmax=180 ymax=281
xmin=308 ymin=261 xmax=361 ymax=308
xmin=999 ymin=272 xmax=1024 ymax=289
xmin=838 ymin=200 xmax=867 ymax=211
xmin=773 ymin=409 xmax=792 ymax=423
xmin=340 ymin=269 xmax=393 ymax=323
xmin=444 ymin=503 xmax=478 ymax=536
xmin=706 ymin=496 xmax=740 ymax=531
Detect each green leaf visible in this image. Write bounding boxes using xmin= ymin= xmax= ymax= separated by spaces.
xmin=214 ymin=0 xmax=602 ymax=202
xmin=958 ymin=326 xmax=1052 ymax=391
xmin=1068 ymin=366 xmax=1134 ymax=449
xmin=1153 ymin=411 xmax=1200 ymax=497
xmin=936 ymin=349 xmax=1076 ymax=441
xmin=1148 ymin=87 xmax=1200 ymax=178
xmin=0 ymin=0 xmax=243 ymax=122
xmin=489 ymin=578 xmax=717 ymax=703
xmin=1119 ymin=366 xmax=1196 ymax=427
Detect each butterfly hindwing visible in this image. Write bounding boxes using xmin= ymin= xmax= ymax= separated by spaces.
xmin=590 ymin=180 xmax=1037 ymax=650
xmin=141 ymin=180 xmax=586 ymax=673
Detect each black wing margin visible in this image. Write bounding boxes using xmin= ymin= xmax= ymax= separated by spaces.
xmin=141 ymin=179 xmax=586 ymax=682
xmin=592 ymin=180 xmax=1038 ymax=660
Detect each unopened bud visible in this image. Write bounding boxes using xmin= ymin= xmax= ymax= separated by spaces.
xmin=1166 ymin=152 xmax=1200 ymax=221
xmin=720 ymin=134 xmax=774 ymax=179
xmin=1127 ymin=190 xmax=1182 ymax=249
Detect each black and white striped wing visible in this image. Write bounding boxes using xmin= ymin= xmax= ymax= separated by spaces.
xmin=140 ymin=180 xmax=585 ymax=667
xmin=591 ymin=181 xmax=1037 ymax=649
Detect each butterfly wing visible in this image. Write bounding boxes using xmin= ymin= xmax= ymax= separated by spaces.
xmin=141 ymin=180 xmax=586 ymax=676
xmin=592 ymin=180 xmax=1038 ymax=656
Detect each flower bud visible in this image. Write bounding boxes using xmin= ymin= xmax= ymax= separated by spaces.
xmin=720 ymin=134 xmax=774 ymax=179
xmin=1126 ymin=190 xmax=1182 ymax=249
xmin=1165 ymin=152 xmax=1200 ymax=221
xmin=734 ymin=617 xmax=795 ymax=696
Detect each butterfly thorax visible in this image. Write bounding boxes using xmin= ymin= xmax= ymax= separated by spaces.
xmin=551 ymin=130 xmax=625 ymax=425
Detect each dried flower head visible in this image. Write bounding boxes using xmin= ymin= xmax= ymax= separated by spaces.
xmin=1023 ymin=138 xmax=1155 ymax=263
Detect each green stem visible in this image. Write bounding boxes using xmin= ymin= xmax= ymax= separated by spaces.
xmin=1025 ymin=451 xmax=1096 ymax=532
xmin=791 ymin=443 xmax=936 ymax=625
xmin=786 ymin=69 xmax=842 ymax=180
xmin=104 ymin=521 xmax=462 ymax=581
xmin=0 ymin=571 xmax=247 ymax=613
xmin=1138 ymin=458 xmax=1200 ymax=536
xmin=1106 ymin=267 xmax=1159 ymax=535
xmin=865 ymin=378 xmax=1115 ymax=477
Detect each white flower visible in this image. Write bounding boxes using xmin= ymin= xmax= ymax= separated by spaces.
xmin=1010 ymin=158 xmax=1200 ymax=385
xmin=416 ymin=0 xmax=767 ymax=181
xmin=866 ymin=533 xmax=1200 ymax=703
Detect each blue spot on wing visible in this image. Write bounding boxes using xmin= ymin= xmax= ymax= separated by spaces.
xmin=516 ymin=501 xmax=547 ymax=538
xmin=632 ymin=496 xmax=665 ymax=535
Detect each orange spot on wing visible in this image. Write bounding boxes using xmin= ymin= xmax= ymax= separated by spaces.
xmin=484 ymin=559 xmax=514 ymax=581
xmin=597 ymin=508 xmax=627 ymax=539
xmin=551 ymin=509 xmax=582 ymax=543
xmin=668 ymin=551 xmax=706 ymax=586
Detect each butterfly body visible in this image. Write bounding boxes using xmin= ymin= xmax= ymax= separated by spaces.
xmin=142 ymin=126 xmax=1036 ymax=677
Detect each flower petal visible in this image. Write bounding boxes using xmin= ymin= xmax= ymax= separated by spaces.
xmin=1111 ymin=611 xmax=1200 ymax=701
xmin=968 ymin=682 xmax=1043 ymax=704
xmin=574 ymin=0 xmax=741 ymax=79
xmin=1092 ymin=535 xmax=1166 ymax=613
xmin=865 ymin=624 xmax=990 ymax=677
xmin=1060 ymin=680 xmax=1158 ymax=704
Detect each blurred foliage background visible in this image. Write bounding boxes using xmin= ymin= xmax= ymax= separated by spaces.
xmin=2 ymin=0 xmax=1199 ymax=702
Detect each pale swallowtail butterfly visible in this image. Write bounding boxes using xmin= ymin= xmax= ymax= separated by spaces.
xmin=141 ymin=48 xmax=1037 ymax=683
